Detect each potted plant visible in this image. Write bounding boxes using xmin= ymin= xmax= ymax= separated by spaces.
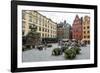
xmin=52 ymin=48 xmax=62 ymax=56
xmin=71 ymin=47 xmax=81 ymax=54
xmin=64 ymin=49 xmax=76 ymax=59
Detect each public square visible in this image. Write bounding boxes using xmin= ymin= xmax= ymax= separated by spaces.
xmin=22 ymin=10 xmax=90 ymax=62
xmin=22 ymin=43 xmax=90 ymax=62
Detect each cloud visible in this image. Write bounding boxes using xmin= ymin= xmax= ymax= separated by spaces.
xmin=38 ymin=11 xmax=90 ymax=25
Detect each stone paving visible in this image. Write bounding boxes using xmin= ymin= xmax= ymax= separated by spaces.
xmin=22 ymin=43 xmax=90 ymax=62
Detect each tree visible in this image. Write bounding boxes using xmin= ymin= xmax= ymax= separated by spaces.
xmin=25 ymin=24 xmax=41 ymax=49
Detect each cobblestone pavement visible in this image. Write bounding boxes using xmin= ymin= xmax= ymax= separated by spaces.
xmin=22 ymin=43 xmax=90 ymax=62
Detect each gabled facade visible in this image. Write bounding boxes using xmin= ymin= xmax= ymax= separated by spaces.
xmin=72 ymin=15 xmax=83 ymax=41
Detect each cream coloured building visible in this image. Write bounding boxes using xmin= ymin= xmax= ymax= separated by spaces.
xmin=22 ymin=10 xmax=57 ymax=38
xmin=82 ymin=16 xmax=90 ymax=44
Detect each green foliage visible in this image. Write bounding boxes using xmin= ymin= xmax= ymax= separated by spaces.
xmin=29 ymin=24 xmax=37 ymax=32
xmin=64 ymin=49 xmax=76 ymax=59
xmin=75 ymin=44 xmax=80 ymax=47
xmin=25 ymin=30 xmax=40 ymax=46
xmin=61 ymin=46 xmax=69 ymax=52
xmin=52 ymin=48 xmax=62 ymax=56
xmin=26 ymin=32 xmax=40 ymax=38
xmin=71 ymin=47 xmax=81 ymax=54
xmin=22 ymin=24 xmax=41 ymax=51
xmin=22 ymin=45 xmax=32 ymax=51
xmin=42 ymin=38 xmax=58 ymax=43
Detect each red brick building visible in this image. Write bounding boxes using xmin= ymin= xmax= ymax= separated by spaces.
xmin=72 ymin=15 xmax=83 ymax=41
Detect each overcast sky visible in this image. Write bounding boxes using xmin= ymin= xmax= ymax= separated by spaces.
xmin=38 ymin=11 xmax=90 ymax=26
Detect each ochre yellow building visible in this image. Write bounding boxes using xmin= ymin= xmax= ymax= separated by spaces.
xmin=82 ymin=16 xmax=90 ymax=44
xmin=22 ymin=10 xmax=57 ymax=38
